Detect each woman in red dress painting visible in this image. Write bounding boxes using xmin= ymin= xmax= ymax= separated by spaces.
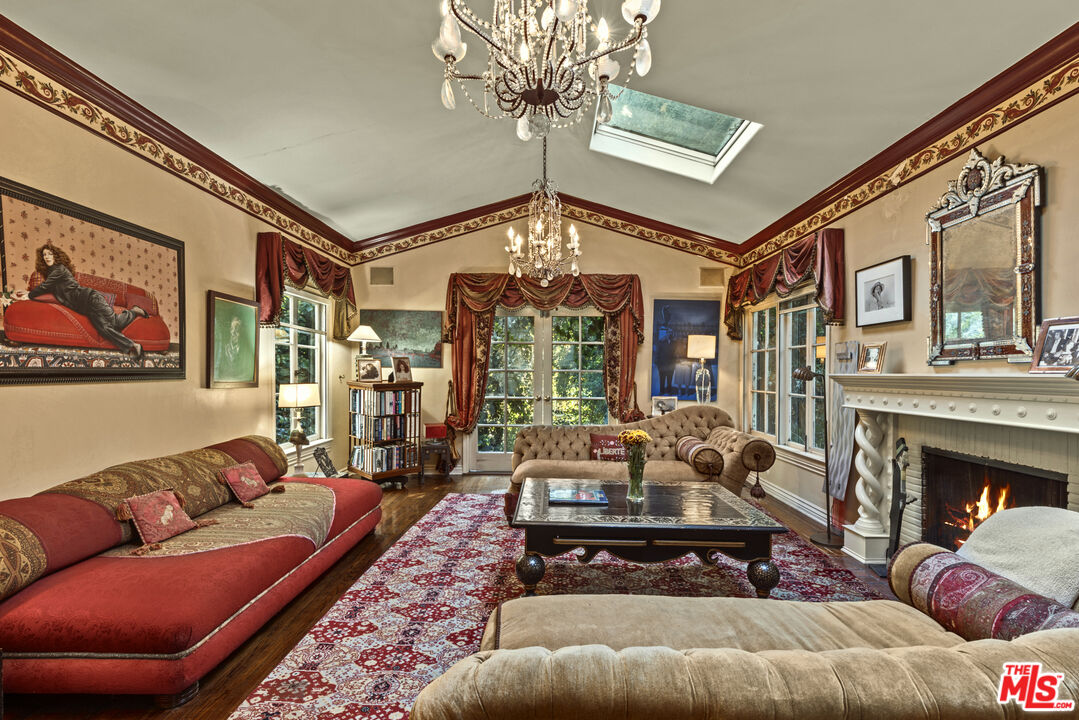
xmin=11 ymin=244 xmax=148 ymax=358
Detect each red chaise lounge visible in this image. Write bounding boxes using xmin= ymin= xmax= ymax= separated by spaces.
xmin=3 ymin=270 xmax=171 ymax=351
xmin=0 ymin=435 xmax=382 ymax=705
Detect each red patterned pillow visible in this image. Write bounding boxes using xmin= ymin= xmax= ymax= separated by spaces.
xmin=219 ymin=462 xmax=271 ymax=504
xmin=899 ymin=545 xmax=1079 ymax=640
xmin=117 ymin=489 xmax=196 ymax=545
xmin=589 ymin=433 xmax=627 ymax=462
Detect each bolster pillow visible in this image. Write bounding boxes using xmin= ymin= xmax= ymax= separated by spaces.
xmin=890 ymin=543 xmax=1079 ymax=641
xmin=675 ymin=436 xmax=724 ymax=476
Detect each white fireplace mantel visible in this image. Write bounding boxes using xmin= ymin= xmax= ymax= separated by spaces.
xmin=828 ymin=373 xmax=1079 ymax=564
xmin=831 ymin=373 xmax=1079 ymax=435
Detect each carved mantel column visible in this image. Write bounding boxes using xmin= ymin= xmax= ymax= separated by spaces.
xmin=852 ymin=409 xmax=886 ymax=534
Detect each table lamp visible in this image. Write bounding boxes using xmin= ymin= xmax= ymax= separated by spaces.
xmin=347 ymin=324 xmax=382 ymax=380
xmin=686 ymin=334 xmax=717 ymax=404
xmin=278 ymin=382 xmax=321 ymax=474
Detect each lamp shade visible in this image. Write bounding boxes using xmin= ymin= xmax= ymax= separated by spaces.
xmin=278 ymin=382 xmax=321 ymax=408
xmin=686 ymin=334 xmax=717 ymax=360
xmin=347 ymin=325 xmax=381 ymax=344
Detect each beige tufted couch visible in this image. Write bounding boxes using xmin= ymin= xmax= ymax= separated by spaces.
xmin=411 ymin=540 xmax=1079 ymax=720
xmin=506 ymin=406 xmax=773 ymax=519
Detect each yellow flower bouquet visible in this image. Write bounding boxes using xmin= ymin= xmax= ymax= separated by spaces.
xmin=618 ymin=429 xmax=651 ymax=501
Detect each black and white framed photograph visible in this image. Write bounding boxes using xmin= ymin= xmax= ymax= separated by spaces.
xmin=1030 ymin=317 xmax=1079 ymax=374
xmin=855 ymin=255 xmax=911 ymax=327
xmin=651 ymin=396 xmax=677 ymax=416
xmin=391 ymin=355 xmax=412 ymax=381
xmin=357 ymin=357 xmax=382 ymax=381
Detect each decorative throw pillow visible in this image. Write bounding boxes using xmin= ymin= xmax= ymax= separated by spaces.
xmin=900 ymin=546 xmax=1079 ymax=641
xmin=675 ymin=436 xmax=725 ymax=476
xmin=116 ymin=489 xmax=197 ymax=546
xmin=219 ymin=462 xmax=273 ymax=505
xmin=589 ymin=433 xmax=627 ymax=462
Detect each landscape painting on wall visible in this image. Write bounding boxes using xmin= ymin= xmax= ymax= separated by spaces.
xmin=0 ymin=177 xmax=185 ymax=384
xmin=358 ymin=309 xmax=443 ymax=368
xmin=650 ymin=299 xmax=721 ymax=401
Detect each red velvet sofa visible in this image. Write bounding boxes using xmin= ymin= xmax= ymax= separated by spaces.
xmin=0 ymin=435 xmax=382 ymax=705
xmin=3 ymin=270 xmax=171 ymax=350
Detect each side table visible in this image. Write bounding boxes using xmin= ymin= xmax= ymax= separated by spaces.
xmin=418 ymin=440 xmax=452 ymax=482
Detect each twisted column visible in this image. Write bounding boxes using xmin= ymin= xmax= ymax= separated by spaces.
xmin=852 ymin=409 xmax=885 ymax=534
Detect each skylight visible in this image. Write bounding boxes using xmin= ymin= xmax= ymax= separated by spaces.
xmin=589 ymin=86 xmax=762 ymax=184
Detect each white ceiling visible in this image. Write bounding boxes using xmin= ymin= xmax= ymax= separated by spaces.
xmin=2 ymin=1 xmax=1077 ymax=245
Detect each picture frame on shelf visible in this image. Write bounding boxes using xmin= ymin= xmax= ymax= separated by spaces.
xmin=651 ymin=396 xmax=677 ymax=416
xmin=207 ymin=291 xmax=259 ymax=388
xmin=858 ymin=341 xmax=887 ymax=374
xmin=1029 ymin=317 xmax=1079 ymax=374
xmin=855 ymin=256 xmax=911 ymax=327
xmin=357 ymin=357 xmax=382 ymax=382
xmin=391 ymin=355 xmax=412 ymax=381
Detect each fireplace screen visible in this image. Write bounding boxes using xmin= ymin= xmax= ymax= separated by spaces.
xmin=921 ymin=447 xmax=1067 ymax=550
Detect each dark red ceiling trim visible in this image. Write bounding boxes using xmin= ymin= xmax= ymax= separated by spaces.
xmin=351 ymin=194 xmax=531 ymax=251
xmin=352 ymin=191 xmax=740 ymax=256
xmin=740 ymin=21 xmax=1079 ymax=254
xmin=0 ymin=15 xmax=355 ymax=251
xmin=558 ymin=193 xmax=741 ymax=254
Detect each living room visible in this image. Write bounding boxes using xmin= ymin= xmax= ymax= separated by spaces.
xmin=1 ymin=3 xmax=1078 ymax=719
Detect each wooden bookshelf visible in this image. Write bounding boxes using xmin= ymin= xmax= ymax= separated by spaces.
xmin=347 ymin=380 xmax=423 ymax=485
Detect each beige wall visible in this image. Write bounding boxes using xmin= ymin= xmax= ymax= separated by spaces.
xmin=0 ymin=90 xmax=352 ymax=499
xmin=764 ymin=92 xmax=1079 ymax=509
xmin=356 ymin=225 xmax=738 ymax=463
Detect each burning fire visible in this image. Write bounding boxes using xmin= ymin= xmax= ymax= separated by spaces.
xmin=944 ymin=481 xmax=1012 ymax=547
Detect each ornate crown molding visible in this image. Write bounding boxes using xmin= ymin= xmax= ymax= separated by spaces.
xmin=738 ymin=26 xmax=1079 ymax=267
xmin=0 ymin=18 xmax=354 ymax=263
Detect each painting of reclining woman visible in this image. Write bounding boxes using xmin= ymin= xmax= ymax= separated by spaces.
xmin=0 ymin=177 xmax=185 ymax=383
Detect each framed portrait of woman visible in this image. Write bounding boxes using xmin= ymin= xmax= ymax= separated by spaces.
xmin=207 ymin=291 xmax=259 ymax=388
xmin=391 ymin=356 xmax=413 ymax=381
xmin=0 ymin=176 xmax=185 ymax=384
xmin=855 ymin=256 xmax=911 ymax=327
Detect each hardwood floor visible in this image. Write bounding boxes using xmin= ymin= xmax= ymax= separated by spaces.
xmin=4 ymin=474 xmax=894 ymax=720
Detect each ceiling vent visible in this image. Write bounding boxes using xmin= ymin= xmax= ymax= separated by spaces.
xmin=699 ymin=267 xmax=726 ymax=287
xmin=369 ymin=267 xmax=394 ymax=286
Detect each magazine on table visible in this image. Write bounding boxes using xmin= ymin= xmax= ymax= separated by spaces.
xmin=548 ymin=488 xmax=608 ymax=505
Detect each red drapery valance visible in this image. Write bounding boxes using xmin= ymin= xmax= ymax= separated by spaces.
xmin=256 ymin=232 xmax=357 ymax=337
xmin=724 ymin=228 xmax=845 ymax=339
xmin=443 ymin=273 xmax=646 ymax=435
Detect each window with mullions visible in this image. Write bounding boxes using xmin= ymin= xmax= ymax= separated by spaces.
xmin=551 ymin=315 xmax=608 ymax=425
xmin=748 ymin=294 xmax=827 ymax=452
xmin=274 ymin=292 xmax=327 ymax=444
xmin=479 ymin=315 xmax=535 ymax=454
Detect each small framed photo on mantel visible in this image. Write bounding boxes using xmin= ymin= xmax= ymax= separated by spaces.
xmin=1030 ymin=317 xmax=1079 ymax=374
xmin=858 ymin=341 xmax=887 ymax=374
xmin=855 ymin=255 xmax=912 ymax=327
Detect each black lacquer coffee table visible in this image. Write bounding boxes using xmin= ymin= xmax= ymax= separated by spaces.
xmin=511 ymin=478 xmax=787 ymax=598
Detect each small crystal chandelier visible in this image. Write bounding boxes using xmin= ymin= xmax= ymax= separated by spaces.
xmin=505 ymin=138 xmax=581 ymax=286
xmin=433 ymin=0 xmax=660 ymax=138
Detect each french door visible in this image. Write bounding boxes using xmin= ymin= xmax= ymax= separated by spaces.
xmin=470 ymin=309 xmax=608 ymax=472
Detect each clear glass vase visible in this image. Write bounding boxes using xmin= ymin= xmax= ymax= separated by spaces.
xmin=626 ymin=444 xmax=646 ymax=502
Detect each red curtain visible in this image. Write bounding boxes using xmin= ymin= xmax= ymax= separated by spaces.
xmin=443 ymin=273 xmax=645 ymax=435
xmin=724 ymin=229 xmax=845 ymax=339
xmin=255 ymin=232 xmax=357 ymax=335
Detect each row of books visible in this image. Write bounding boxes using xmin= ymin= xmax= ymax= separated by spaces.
xmin=350 ymin=388 xmax=419 ymax=416
xmin=350 ymin=442 xmax=418 ymax=474
xmin=352 ymin=413 xmax=421 ymax=441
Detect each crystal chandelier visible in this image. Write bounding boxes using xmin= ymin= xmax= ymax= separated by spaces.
xmin=433 ymin=0 xmax=661 ymax=138
xmin=505 ymin=138 xmax=581 ymax=286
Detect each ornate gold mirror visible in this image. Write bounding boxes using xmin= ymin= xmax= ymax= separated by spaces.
xmin=926 ymin=148 xmax=1042 ymax=365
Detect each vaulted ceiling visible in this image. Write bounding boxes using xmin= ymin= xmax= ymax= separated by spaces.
xmin=2 ymin=1 xmax=1077 ymax=248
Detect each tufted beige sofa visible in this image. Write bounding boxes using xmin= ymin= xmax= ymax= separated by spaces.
xmin=506 ymin=406 xmax=773 ymax=518
xmin=411 ymin=541 xmax=1079 ymax=720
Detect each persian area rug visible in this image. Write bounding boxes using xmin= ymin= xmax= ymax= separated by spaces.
xmin=229 ymin=493 xmax=882 ymax=720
